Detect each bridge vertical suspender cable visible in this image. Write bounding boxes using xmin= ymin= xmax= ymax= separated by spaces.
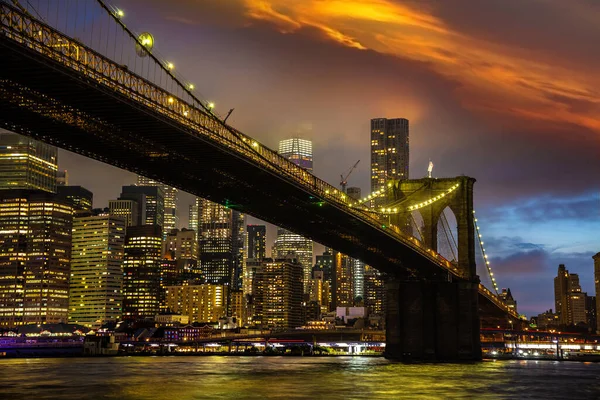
xmin=473 ymin=211 xmax=499 ymax=295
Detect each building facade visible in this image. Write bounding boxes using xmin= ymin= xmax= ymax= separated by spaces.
xmin=197 ymin=199 xmax=244 ymax=289
xmin=275 ymin=138 xmax=314 ymax=294
xmin=120 ymin=185 xmax=164 ymax=228
xmin=108 ymin=199 xmax=140 ymax=227
xmin=137 ymin=176 xmax=178 ymax=238
xmin=246 ymin=225 xmax=266 ymax=260
xmin=370 ymin=118 xmax=409 ymax=205
xmin=0 ymin=131 xmax=58 ymax=193
xmin=332 ymin=251 xmax=354 ymax=308
xmin=164 ymin=284 xmax=227 ymax=323
xmin=252 ymin=257 xmax=303 ymax=329
xmin=594 ymin=253 xmax=600 ymax=332
xmin=57 ymin=186 xmax=93 ymax=214
xmin=68 ymin=214 xmax=125 ymax=328
xmin=554 ymin=264 xmax=587 ymax=326
xmin=0 ymin=190 xmax=73 ymax=327
xmin=122 ymin=225 xmax=162 ymax=321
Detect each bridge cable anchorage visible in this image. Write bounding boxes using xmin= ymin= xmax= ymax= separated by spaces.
xmin=473 ymin=210 xmax=499 ymax=295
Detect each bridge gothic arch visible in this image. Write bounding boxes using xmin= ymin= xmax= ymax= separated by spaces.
xmin=386 ymin=176 xmax=477 ymax=280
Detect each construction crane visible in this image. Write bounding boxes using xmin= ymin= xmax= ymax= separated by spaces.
xmin=340 ymin=160 xmax=360 ymax=193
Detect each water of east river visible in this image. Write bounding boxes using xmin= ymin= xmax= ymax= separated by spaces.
xmin=1 ymin=356 xmax=600 ymax=399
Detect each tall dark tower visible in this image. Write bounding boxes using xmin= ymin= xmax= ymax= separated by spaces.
xmin=370 ymin=118 xmax=409 ymax=206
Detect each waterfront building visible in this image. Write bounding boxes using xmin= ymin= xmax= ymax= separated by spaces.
xmin=332 ymin=251 xmax=354 ymax=308
xmin=364 ymin=265 xmax=385 ymax=317
xmin=68 ymin=213 xmax=125 ymax=328
xmin=120 ymin=185 xmax=164 ymax=228
xmin=230 ymin=290 xmax=245 ymax=324
xmin=594 ymin=253 xmax=600 ymax=332
xmin=252 ymin=257 xmax=303 ymax=329
xmin=164 ymin=283 xmax=228 ymax=323
xmin=161 ymin=228 xmax=201 ymax=308
xmin=499 ymin=288 xmax=517 ymax=313
xmin=275 ymin=138 xmax=313 ymax=293
xmin=0 ymin=190 xmax=73 ymax=328
xmin=57 ymin=186 xmax=93 ymax=214
xmin=370 ymin=118 xmax=409 ymax=206
xmin=246 ymin=225 xmax=266 ymax=260
xmin=554 ymin=264 xmax=587 ymax=326
xmin=108 ymin=198 xmax=139 ymax=227
xmin=122 ymin=225 xmax=162 ymax=321
xmin=586 ymin=295 xmax=597 ymax=331
xmin=307 ymin=268 xmax=331 ymax=314
xmin=198 ymin=198 xmax=244 ymax=289
xmin=315 ymin=250 xmax=333 ymax=283
xmin=0 ymin=131 xmax=58 ymax=193
xmin=137 ymin=176 xmax=178 ymax=238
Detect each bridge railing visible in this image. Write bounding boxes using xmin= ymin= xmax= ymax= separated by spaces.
xmin=478 ymin=284 xmax=519 ymax=319
xmin=0 ymin=2 xmax=461 ymax=277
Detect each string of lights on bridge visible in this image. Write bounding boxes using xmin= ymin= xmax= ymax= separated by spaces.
xmin=473 ymin=211 xmax=500 ymax=295
xmin=110 ymin=5 xmax=216 ymax=114
xmin=350 ymin=183 xmax=460 ymax=215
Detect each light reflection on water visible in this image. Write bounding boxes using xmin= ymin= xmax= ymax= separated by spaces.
xmin=1 ymin=356 xmax=599 ymax=399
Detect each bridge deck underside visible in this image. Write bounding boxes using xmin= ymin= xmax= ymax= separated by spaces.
xmin=0 ymin=35 xmax=452 ymax=279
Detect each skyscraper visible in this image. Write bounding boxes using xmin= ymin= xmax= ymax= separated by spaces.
xmin=121 ymin=185 xmax=164 ymax=228
xmin=278 ymin=138 xmax=313 ymax=171
xmin=275 ymin=138 xmax=314 ymax=293
xmin=108 ymin=198 xmax=140 ymax=227
xmin=595 ymin=253 xmax=600 ymax=332
xmin=554 ymin=264 xmax=587 ymax=326
xmin=0 ymin=131 xmax=58 ymax=193
xmin=554 ymin=264 xmax=569 ymax=325
xmin=252 ymin=257 xmax=304 ymax=329
xmin=137 ymin=176 xmax=178 ymax=238
xmin=246 ymin=225 xmax=266 ymax=260
xmin=198 ymin=199 xmax=244 ymax=289
xmin=122 ymin=225 xmax=162 ymax=321
xmin=0 ymin=190 xmax=73 ymax=327
xmin=68 ymin=213 xmax=125 ymax=328
xmin=332 ymin=251 xmax=354 ymax=308
xmin=57 ymin=186 xmax=93 ymax=214
xmin=188 ymin=198 xmax=199 ymax=239
xmin=370 ymin=118 xmax=409 ymax=205
xmin=165 ymin=284 xmax=227 ymax=323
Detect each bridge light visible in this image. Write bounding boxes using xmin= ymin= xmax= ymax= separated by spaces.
xmin=167 ymin=97 xmax=174 ymax=104
xmin=183 ymin=110 xmax=189 ymax=117
xmin=393 ymin=208 xmax=397 ymax=212
xmin=188 ymin=84 xmax=195 ymax=90
xmin=116 ymin=9 xmax=124 ymax=18
xmin=208 ymin=102 xmax=215 ymax=110
xmin=325 ymin=190 xmax=330 ymax=194
xmin=251 ymin=141 xmax=259 ymax=148
xmin=166 ymin=62 xmax=174 ymax=70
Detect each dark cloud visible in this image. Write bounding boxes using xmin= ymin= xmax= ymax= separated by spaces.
xmin=484 ymin=193 xmax=600 ymax=223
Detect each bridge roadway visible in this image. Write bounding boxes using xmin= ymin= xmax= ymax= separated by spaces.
xmin=0 ymin=3 xmax=517 ymax=320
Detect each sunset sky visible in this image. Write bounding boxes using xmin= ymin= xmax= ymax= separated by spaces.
xmin=58 ymin=0 xmax=600 ymax=315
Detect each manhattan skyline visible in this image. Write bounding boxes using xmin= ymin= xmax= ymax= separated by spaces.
xmin=52 ymin=0 xmax=599 ymax=315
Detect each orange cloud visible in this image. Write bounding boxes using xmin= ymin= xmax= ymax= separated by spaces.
xmin=241 ymin=0 xmax=600 ymax=133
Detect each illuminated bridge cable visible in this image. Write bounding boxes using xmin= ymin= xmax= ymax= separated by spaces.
xmin=439 ymin=210 xmax=457 ymax=262
xmin=410 ymin=212 xmax=423 ymax=242
xmin=473 ymin=211 xmax=499 ymax=295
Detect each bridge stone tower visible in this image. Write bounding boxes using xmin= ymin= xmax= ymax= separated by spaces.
xmin=383 ymin=176 xmax=481 ymax=361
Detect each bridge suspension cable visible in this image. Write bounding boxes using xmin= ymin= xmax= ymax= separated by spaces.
xmin=438 ymin=210 xmax=458 ymax=262
xmin=473 ymin=210 xmax=499 ymax=295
